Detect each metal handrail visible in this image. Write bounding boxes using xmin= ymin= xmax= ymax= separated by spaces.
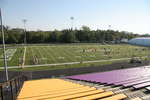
xmin=0 ymin=75 xmax=27 ymax=100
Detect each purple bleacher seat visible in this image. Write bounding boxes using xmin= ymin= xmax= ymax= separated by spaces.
xmin=133 ymin=81 xmax=150 ymax=89
xmin=114 ymin=77 xmax=150 ymax=85
xmin=123 ymin=78 xmax=150 ymax=87
xmin=67 ymin=66 xmax=150 ymax=89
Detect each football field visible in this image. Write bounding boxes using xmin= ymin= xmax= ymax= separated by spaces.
xmin=0 ymin=44 xmax=150 ymax=69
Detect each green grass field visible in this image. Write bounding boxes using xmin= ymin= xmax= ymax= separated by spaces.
xmin=25 ymin=44 xmax=149 ymax=64
xmin=0 ymin=44 xmax=150 ymax=70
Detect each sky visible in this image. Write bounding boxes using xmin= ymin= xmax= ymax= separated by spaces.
xmin=0 ymin=0 xmax=150 ymax=34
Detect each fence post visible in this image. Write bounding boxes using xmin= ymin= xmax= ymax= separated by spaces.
xmin=0 ymin=75 xmax=26 ymax=100
xmin=18 ymin=77 xmax=20 ymax=89
xmin=15 ymin=79 xmax=18 ymax=94
xmin=10 ymin=81 xmax=14 ymax=100
xmin=0 ymin=85 xmax=3 ymax=100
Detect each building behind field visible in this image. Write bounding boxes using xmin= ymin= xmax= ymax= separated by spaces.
xmin=128 ymin=37 xmax=150 ymax=46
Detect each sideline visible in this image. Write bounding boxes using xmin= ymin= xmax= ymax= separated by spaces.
xmin=0 ymin=56 xmax=146 ymax=69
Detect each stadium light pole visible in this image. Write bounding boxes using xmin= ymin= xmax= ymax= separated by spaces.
xmin=21 ymin=19 xmax=27 ymax=69
xmin=23 ymin=19 xmax=27 ymax=45
xmin=108 ymin=25 xmax=111 ymax=30
xmin=70 ymin=17 xmax=74 ymax=30
xmin=0 ymin=8 xmax=9 ymax=81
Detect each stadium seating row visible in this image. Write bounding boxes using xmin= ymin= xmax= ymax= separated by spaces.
xmin=17 ymin=79 xmax=128 ymax=100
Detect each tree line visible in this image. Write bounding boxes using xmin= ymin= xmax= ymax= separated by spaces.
xmin=0 ymin=25 xmax=147 ymax=44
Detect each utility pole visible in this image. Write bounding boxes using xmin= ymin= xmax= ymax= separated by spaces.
xmin=0 ymin=8 xmax=8 ymax=81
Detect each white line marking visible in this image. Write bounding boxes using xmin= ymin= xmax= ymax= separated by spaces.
xmin=21 ymin=47 xmax=26 ymax=68
xmin=0 ymin=49 xmax=17 ymax=61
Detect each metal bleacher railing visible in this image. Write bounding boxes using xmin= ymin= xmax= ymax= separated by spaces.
xmin=0 ymin=75 xmax=27 ymax=100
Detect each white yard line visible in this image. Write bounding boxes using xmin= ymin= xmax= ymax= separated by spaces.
xmin=0 ymin=56 xmax=148 ymax=69
xmin=0 ymin=49 xmax=17 ymax=61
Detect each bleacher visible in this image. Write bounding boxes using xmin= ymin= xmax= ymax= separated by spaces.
xmin=17 ymin=66 xmax=150 ymax=100
xmin=67 ymin=66 xmax=150 ymax=90
xmin=17 ymin=79 xmax=127 ymax=100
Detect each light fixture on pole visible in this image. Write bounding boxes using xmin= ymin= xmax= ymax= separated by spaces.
xmin=70 ymin=17 xmax=74 ymax=30
xmin=108 ymin=25 xmax=111 ymax=30
xmin=0 ymin=8 xmax=8 ymax=81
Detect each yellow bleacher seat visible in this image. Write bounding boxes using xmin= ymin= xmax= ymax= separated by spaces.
xmin=71 ymin=91 xmax=114 ymax=100
xmin=45 ymin=89 xmax=104 ymax=100
xmin=99 ymin=94 xmax=127 ymax=100
xmin=25 ymin=87 xmax=96 ymax=100
xmin=17 ymin=79 xmax=98 ymax=100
